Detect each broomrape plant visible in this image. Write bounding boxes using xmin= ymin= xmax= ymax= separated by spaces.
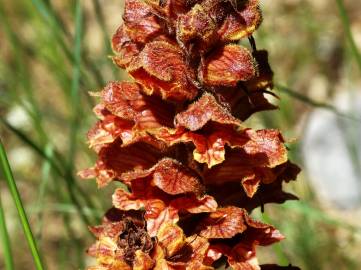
xmin=79 ymin=0 xmax=300 ymax=269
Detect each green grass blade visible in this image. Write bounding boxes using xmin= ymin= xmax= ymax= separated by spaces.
xmin=68 ymin=0 xmax=83 ymax=171
xmin=35 ymin=144 xmax=54 ymax=242
xmin=0 ymin=139 xmax=45 ymax=270
xmin=335 ymin=0 xmax=361 ymax=71
xmin=0 ymin=188 xmax=15 ymax=270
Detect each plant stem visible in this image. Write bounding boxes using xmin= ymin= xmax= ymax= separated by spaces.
xmin=0 ymin=186 xmax=15 ymax=270
xmin=0 ymin=139 xmax=45 ymax=270
xmin=335 ymin=0 xmax=361 ymax=71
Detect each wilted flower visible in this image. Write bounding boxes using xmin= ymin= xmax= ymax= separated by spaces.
xmin=80 ymin=0 xmax=300 ymax=269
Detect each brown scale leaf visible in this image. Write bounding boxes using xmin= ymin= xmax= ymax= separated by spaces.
xmin=199 ymin=44 xmax=256 ymax=87
xmin=127 ymin=40 xmax=198 ymax=101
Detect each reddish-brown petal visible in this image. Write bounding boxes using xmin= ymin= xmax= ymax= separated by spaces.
xmin=207 ymin=162 xmax=299 ymax=211
xmin=123 ymin=0 xmax=162 ymax=43
xmin=197 ymin=207 xmax=248 ymax=239
xmin=145 ymin=0 xmax=191 ymax=22
xmin=199 ymin=44 xmax=256 ymax=87
xmin=128 ymin=40 xmax=198 ymax=101
xmin=176 ymin=3 xmax=219 ymax=53
xmin=202 ymin=215 xmax=283 ymax=269
xmin=203 ymin=129 xmax=289 ymax=187
xmin=94 ymin=82 xmax=176 ymax=130
xmin=146 ymin=207 xmax=179 ymax=237
xmin=227 ymin=242 xmax=260 ymax=270
xmin=170 ymin=195 xmax=218 ymax=214
xmin=133 ymin=250 xmax=155 ymax=270
xmin=242 ymin=129 xmax=288 ymax=168
xmin=121 ymin=158 xmax=204 ymax=196
xmin=157 ymin=223 xmax=186 ymax=257
xmin=87 ymin=115 xmax=135 ymax=150
xmin=218 ymin=1 xmax=262 ymax=42
xmin=112 ymin=25 xmax=141 ymax=69
xmin=78 ymin=140 xmax=165 ymax=187
xmin=175 ymin=93 xmax=242 ymax=131
xmin=219 ymin=50 xmax=276 ymax=121
xmin=112 ymin=188 xmax=147 ymax=211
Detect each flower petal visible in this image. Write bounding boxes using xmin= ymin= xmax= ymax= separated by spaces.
xmin=123 ymin=0 xmax=162 ymax=43
xmin=133 ymin=250 xmax=155 ymax=270
xmin=197 ymin=207 xmax=248 ymax=239
xmin=78 ymin=140 xmax=165 ymax=187
xmin=112 ymin=25 xmax=141 ymax=69
xmin=94 ymin=82 xmax=176 ymax=130
xmin=199 ymin=44 xmax=256 ymax=87
xmin=157 ymin=223 xmax=186 ymax=257
xmin=121 ymin=158 xmax=204 ymax=195
xmin=128 ymin=40 xmax=198 ymax=101
xmin=87 ymin=115 xmax=135 ymax=150
xmin=218 ymin=0 xmax=262 ymax=41
xmin=175 ymin=93 xmax=242 ymax=131
xmin=176 ymin=3 xmax=218 ymax=53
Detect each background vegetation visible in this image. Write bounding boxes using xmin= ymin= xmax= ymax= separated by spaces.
xmin=0 ymin=0 xmax=360 ymax=269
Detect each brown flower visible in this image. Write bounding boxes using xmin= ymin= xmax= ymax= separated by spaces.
xmin=81 ymin=0 xmax=300 ymax=269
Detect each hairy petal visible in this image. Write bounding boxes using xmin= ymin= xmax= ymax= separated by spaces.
xmin=219 ymin=0 xmax=262 ymax=41
xmin=121 ymin=158 xmax=204 ymax=195
xmin=128 ymin=40 xmax=198 ymax=101
xmin=176 ymin=93 xmax=242 ymax=131
xmin=199 ymin=44 xmax=256 ymax=87
xmin=123 ymin=0 xmax=162 ymax=43
xmin=112 ymin=25 xmax=140 ymax=69
xmin=197 ymin=207 xmax=248 ymax=239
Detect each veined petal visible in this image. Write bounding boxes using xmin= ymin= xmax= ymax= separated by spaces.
xmin=176 ymin=3 xmax=218 ymax=53
xmin=199 ymin=44 xmax=256 ymax=87
xmin=197 ymin=207 xmax=248 ymax=239
xmin=94 ymin=81 xmax=176 ymax=130
xmin=78 ymin=140 xmax=165 ymax=187
xmin=219 ymin=0 xmax=262 ymax=41
xmin=112 ymin=25 xmax=140 ymax=69
xmin=133 ymin=250 xmax=155 ymax=270
xmin=121 ymin=158 xmax=204 ymax=195
xmin=128 ymin=40 xmax=198 ymax=101
xmin=157 ymin=223 xmax=186 ymax=257
xmin=144 ymin=0 xmax=191 ymax=22
xmin=123 ymin=0 xmax=162 ymax=43
xmin=175 ymin=93 xmax=242 ymax=131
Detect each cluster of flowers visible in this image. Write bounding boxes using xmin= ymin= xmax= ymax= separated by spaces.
xmin=79 ymin=0 xmax=300 ymax=269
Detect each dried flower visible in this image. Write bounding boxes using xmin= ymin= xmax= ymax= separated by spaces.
xmin=80 ymin=0 xmax=300 ymax=269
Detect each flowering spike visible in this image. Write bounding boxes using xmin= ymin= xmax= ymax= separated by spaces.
xmin=80 ymin=0 xmax=300 ymax=268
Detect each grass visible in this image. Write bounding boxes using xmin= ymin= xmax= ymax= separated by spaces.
xmin=0 ymin=0 xmax=360 ymax=269
xmin=0 ymin=139 xmax=44 ymax=270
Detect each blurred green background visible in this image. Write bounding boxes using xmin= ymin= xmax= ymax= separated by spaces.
xmin=0 ymin=0 xmax=361 ymax=269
